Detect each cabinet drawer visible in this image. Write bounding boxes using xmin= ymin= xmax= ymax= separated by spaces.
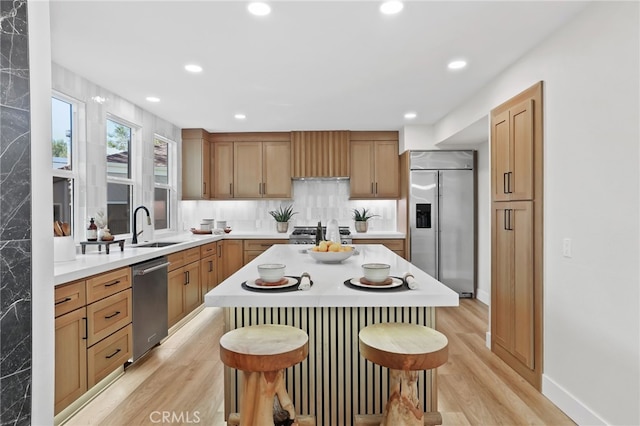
xmin=86 ymin=267 xmax=131 ymax=303
xmin=184 ymin=247 xmax=201 ymax=265
xmin=200 ymin=242 xmax=217 ymax=257
xmin=353 ymin=239 xmax=404 ymax=251
xmin=167 ymin=251 xmax=185 ymax=271
xmin=243 ymin=239 xmax=288 ymax=251
xmin=87 ymin=323 xmax=132 ymax=387
xmin=55 ymin=280 xmax=86 ymax=317
xmin=86 ymin=289 xmax=132 ymax=347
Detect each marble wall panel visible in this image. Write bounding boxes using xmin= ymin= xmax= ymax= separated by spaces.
xmin=0 ymin=0 xmax=32 ymax=424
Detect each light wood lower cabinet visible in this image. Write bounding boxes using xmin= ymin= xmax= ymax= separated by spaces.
xmin=55 ymin=306 xmax=87 ymax=415
xmin=55 ymin=268 xmax=132 ymax=415
xmin=352 ymin=238 xmax=405 ymax=259
xmin=243 ymin=239 xmax=289 ymax=264
xmin=217 ymin=240 xmax=244 ymax=282
xmin=167 ymin=253 xmax=201 ymax=328
xmin=200 ymin=255 xmax=217 ymax=300
xmin=87 ymin=324 xmax=132 ymax=387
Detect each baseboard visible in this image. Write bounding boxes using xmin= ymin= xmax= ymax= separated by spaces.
xmin=542 ymin=374 xmax=607 ymax=426
xmin=476 ymin=288 xmax=490 ymax=305
xmin=485 ymin=331 xmax=491 ymax=349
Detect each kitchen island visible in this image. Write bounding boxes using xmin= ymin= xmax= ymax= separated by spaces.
xmin=205 ymin=244 xmax=458 ymax=425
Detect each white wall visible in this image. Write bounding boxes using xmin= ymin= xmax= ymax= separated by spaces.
xmin=29 ymin=1 xmax=55 ymax=423
xmin=431 ymin=3 xmax=640 ymax=425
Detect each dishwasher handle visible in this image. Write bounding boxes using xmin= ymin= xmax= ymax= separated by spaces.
xmin=135 ymin=261 xmax=171 ymax=276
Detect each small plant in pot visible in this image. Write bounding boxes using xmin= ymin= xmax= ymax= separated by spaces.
xmin=352 ymin=208 xmax=379 ymax=233
xmin=269 ymin=205 xmax=298 ymax=233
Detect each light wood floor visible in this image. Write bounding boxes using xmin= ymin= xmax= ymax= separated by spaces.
xmin=65 ymin=300 xmax=575 ymax=425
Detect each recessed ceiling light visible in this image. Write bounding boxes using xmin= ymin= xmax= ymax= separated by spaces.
xmin=248 ymin=2 xmax=271 ymax=16
xmin=91 ymin=95 xmax=107 ymax=104
xmin=146 ymin=96 xmax=160 ymax=103
xmin=234 ymin=113 xmax=247 ymax=120
xmin=380 ymin=1 xmax=404 ymax=15
xmin=448 ymin=60 xmax=468 ymax=70
xmin=404 ymin=112 xmax=417 ymax=119
xmin=184 ymin=64 xmax=203 ymax=73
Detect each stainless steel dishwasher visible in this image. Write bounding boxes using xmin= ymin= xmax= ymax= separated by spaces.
xmin=131 ymin=256 xmax=169 ymax=361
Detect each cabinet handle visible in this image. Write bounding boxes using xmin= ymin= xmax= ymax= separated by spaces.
xmin=55 ymin=297 xmax=72 ymax=305
xmin=229 ymin=183 xmax=232 ymax=195
xmin=104 ymin=311 xmax=121 ymax=319
xmin=506 ymin=209 xmax=514 ymax=231
xmin=503 ymin=209 xmax=509 ymax=230
xmin=503 ymin=173 xmax=508 ymax=194
xmin=371 ymin=182 xmax=374 ymax=194
xmin=105 ymin=348 xmax=121 ymax=359
xmin=262 ymin=182 xmax=266 ymax=195
xmin=82 ymin=317 xmax=88 ymax=340
xmin=209 ymin=261 xmax=213 ymax=273
xmin=508 ymin=172 xmax=513 ymax=194
xmin=375 ymin=182 xmax=378 ymax=194
xmin=218 ymin=246 xmax=222 ymax=258
xmin=184 ymin=271 xmax=189 ymax=285
xmin=203 ymin=182 xmax=206 ymax=194
xmin=104 ymin=280 xmax=120 ymax=287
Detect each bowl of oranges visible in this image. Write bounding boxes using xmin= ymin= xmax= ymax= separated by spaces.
xmin=308 ymin=240 xmax=354 ymax=263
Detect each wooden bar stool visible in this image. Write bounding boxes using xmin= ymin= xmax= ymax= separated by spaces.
xmin=356 ymin=322 xmax=449 ymax=426
xmin=220 ymin=324 xmax=310 ymax=426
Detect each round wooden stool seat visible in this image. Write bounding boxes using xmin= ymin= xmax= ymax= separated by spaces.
xmin=220 ymin=324 xmax=309 ymax=372
xmin=358 ymin=323 xmax=449 ymax=426
xmin=359 ymin=322 xmax=448 ymax=370
xmin=220 ymin=325 xmax=309 ymax=426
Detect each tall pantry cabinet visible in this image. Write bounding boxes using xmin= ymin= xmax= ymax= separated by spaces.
xmin=490 ymin=81 xmax=543 ymax=390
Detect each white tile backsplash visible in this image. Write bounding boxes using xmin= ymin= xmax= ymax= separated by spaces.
xmin=180 ymin=180 xmax=397 ymax=233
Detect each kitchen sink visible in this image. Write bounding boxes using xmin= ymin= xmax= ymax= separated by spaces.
xmin=136 ymin=242 xmax=181 ymax=248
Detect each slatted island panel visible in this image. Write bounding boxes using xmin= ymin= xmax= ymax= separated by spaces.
xmin=205 ymin=244 xmax=458 ymax=426
xmin=224 ymin=306 xmax=436 ymax=425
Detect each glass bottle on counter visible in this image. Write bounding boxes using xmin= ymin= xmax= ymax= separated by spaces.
xmin=315 ymin=221 xmax=323 ymax=245
xmin=87 ymin=217 xmax=98 ymax=241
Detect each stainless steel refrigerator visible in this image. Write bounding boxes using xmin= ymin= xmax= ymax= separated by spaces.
xmin=410 ymin=150 xmax=476 ymax=297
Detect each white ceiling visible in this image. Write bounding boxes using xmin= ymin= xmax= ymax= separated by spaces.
xmin=49 ymin=1 xmax=590 ymax=135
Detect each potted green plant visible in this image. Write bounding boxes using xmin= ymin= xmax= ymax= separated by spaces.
xmin=352 ymin=208 xmax=379 ymax=233
xmin=269 ymin=205 xmax=298 ymax=233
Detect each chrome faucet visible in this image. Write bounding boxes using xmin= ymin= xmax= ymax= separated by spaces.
xmin=132 ymin=205 xmax=151 ymax=244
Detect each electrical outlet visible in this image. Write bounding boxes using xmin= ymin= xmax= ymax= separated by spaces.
xmin=562 ymin=238 xmax=572 ymax=258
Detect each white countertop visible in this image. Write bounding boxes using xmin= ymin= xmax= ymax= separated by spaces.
xmin=205 ymin=244 xmax=458 ymax=308
xmin=54 ymin=231 xmax=406 ymax=286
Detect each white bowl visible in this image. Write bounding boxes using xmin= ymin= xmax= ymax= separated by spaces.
xmin=308 ymin=249 xmax=354 ymax=263
xmin=257 ymin=263 xmax=286 ymax=282
xmin=362 ymin=263 xmax=391 ymax=282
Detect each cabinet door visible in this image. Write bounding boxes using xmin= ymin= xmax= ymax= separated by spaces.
xmin=218 ymin=240 xmax=244 ymax=282
xmin=168 ymin=268 xmax=186 ymax=327
xmin=373 ymin=141 xmax=399 ymax=198
xmin=213 ymin=142 xmax=234 ymax=199
xmin=491 ymin=110 xmax=510 ymax=201
xmin=349 ymin=141 xmax=375 ymax=198
xmin=491 ymin=100 xmax=534 ymax=201
xmin=262 ymin=141 xmax=292 ymax=198
xmin=55 ymin=308 xmax=87 ymax=415
xmin=510 ymin=100 xmax=534 ymax=201
xmin=182 ymin=137 xmax=210 ymax=200
xmin=234 ymin=142 xmax=263 ymax=198
xmin=200 ymin=255 xmax=217 ymax=300
xmin=491 ymin=201 xmax=534 ymax=369
xmin=183 ymin=261 xmax=201 ymax=315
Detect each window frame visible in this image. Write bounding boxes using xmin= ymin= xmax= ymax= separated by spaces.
xmin=105 ymin=114 xmax=139 ymax=238
xmin=51 ymin=92 xmax=81 ymax=239
xmin=153 ymin=134 xmax=177 ymax=233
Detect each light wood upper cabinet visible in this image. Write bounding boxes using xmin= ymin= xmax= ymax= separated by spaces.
xmin=491 ymin=99 xmax=534 ymax=201
xmin=233 ymin=141 xmax=291 ymax=199
xmin=349 ymin=134 xmax=400 ymax=199
xmin=212 ymin=141 xmax=234 ymax=199
xmin=182 ymin=129 xmax=210 ymax=200
xmin=291 ymin=131 xmax=350 ymax=178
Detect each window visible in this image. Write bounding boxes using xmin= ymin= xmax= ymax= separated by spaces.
xmin=153 ymin=136 xmax=175 ymax=230
xmin=106 ymin=118 xmax=134 ymax=235
xmin=52 ymin=96 xmax=77 ymax=233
